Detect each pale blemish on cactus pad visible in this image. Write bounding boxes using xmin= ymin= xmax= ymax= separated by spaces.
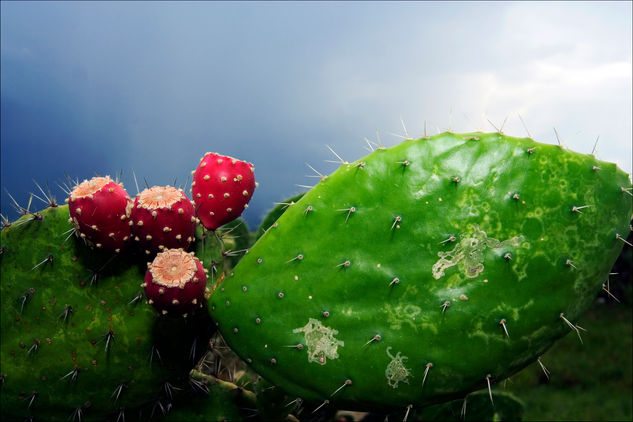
xmin=432 ymin=226 xmax=525 ymax=280
xmin=383 ymin=303 xmax=422 ymax=331
xmin=385 ymin=347 xmax=411 ymax=388
xmin=292 ymin=318 xmax=344 ymax=365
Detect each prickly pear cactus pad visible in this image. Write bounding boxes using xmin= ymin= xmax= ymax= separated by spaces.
xmin=209 ymin=132 xmax=633 ymax=410
xmin=0 ymin=204 xmax=223 ymax=421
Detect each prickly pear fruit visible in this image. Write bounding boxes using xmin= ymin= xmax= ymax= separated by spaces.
xmin=143 ymin=248 xmax=208 ymax=316
xmin=67 ymin=176 xmax=133 ymax=252
xmin=130 ymin=185 xmax=197 ymax=255
xmin=209 ymin=132 xmax=633 ymax=410
xmin=191 ymin=153 xmax=256 ymax=230
xmin=0 ymin=204 xmax=224 ymax=421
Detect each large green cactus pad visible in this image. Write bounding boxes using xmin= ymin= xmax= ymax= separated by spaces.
xmin=209 ymin=132 xmax=632 ymax=410
xmin=0 ymin=205 xmax=223 ymax=421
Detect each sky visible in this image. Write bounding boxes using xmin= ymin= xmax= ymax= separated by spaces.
xmin=2 ymin=1 xmax=631 ymax=230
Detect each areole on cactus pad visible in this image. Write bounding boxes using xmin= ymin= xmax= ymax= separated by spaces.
xmin=209 ymin=131 xmax=633 ymax=410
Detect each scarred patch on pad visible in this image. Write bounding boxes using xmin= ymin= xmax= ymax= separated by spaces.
xmin=432 ymin=226 xmax=524 ymax=279
xmin=293 ymin=318 xmax=344 ymax=365
xmin=385 ymin=347 xmax=411 ymax=388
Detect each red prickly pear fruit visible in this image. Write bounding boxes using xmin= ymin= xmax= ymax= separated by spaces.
xmin=191 ymin=152 xmax=256 ymax=230
xmin=130 ymin=185 xmax=198 ymax=255
xmin=67 ymin=176 xmax=133 ymax=252
xmin=142 ymin=248 xmax=208 ymax=316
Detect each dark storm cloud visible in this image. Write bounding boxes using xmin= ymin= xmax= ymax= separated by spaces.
xmin=2 ymin=2 xmax=631 ymax=228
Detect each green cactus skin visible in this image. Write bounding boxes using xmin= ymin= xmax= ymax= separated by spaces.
xmin=209 ymin=132 xmax=633 ymax=411
xmin=255 ymin=192 xmax=305 ymax=240
xmin=415 ymin=390 xmax=524 ymax=422
xmin=222 ymin=218 xmax=254 ymax=269
xmin=0 ymin=205 xmax=223 ymax=421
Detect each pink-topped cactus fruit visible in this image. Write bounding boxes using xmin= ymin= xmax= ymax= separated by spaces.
xmin=142 ymin=248 xmax=208 ymax=316
xmin=67 ymin=176 xmax=133 ymax=252
xmin=130 ymin=185 xmax=198 ymax=255
xmin=191 ymin=152 xmax=256 ymax=230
